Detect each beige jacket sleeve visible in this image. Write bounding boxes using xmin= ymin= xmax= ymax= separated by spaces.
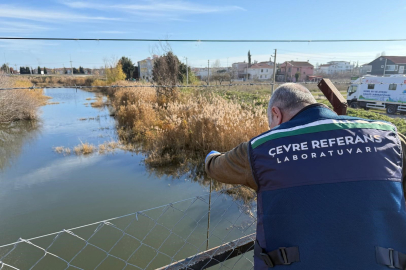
xmin=206 ymin=133 xmax=406 ymax=196
xmin=205 ymin=142 xmax=257 ymax=191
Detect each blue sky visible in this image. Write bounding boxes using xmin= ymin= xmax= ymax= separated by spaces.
xmin=1 ymin=0 xmax=406 ymax=69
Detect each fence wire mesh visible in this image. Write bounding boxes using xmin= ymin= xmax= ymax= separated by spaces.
xmin=0 ymin=185 xmax=257 ymax=270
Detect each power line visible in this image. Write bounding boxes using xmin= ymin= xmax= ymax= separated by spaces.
xmin=1 ymin=37 xmax=406 ymax=43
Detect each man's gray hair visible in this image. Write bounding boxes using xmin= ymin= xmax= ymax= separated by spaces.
xmin=268 ymin=83 xmax=316 ymax=115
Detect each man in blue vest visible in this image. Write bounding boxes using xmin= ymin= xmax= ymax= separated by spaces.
xmin=205 ymin=83 xmax=406 ymax=269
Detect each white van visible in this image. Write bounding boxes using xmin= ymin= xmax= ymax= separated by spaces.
xmin=347 ymin=75 xmax=406 ymax=114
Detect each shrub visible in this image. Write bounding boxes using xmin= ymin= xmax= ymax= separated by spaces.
xmin=106 ymin=63 xmax=126 ymax=84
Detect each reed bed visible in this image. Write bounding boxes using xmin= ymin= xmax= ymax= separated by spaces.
xmin=90 ymin=96 xmax=105 ymax=108
xmin=0 ymin=73 xmax=49 ymax=122
xmin=111 ymin=81 xmax=269 ymax=166
xmin=29 ymin=76 xmax=97 ymax=87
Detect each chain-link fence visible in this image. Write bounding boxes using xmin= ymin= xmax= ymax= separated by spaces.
xmin=0 ymin=185 xmax=257 ymax=270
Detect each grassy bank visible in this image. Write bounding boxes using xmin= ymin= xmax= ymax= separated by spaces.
xmin=111 ymin=81 xmax=406 ymax=156
xmin=0 ymin=73 xmax=49 ymax=122
xmin=27 ymin=75 xmax=98 ymax=87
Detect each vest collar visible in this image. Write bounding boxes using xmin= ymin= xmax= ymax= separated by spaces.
xmin=289 ymin=103 xmax=336 ymax=122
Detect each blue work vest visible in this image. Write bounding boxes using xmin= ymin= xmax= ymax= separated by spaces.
xmin=248 ymin=105 xmax=406 ymax=269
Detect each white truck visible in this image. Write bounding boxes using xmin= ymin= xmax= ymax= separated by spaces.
xmin=347 ymin=75 xmax=406 ymax=114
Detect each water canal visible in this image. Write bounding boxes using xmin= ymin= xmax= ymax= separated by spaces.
xmin=0 ymin=88 xmax=255 ymax=269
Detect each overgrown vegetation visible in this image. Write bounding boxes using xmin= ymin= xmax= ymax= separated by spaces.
xmin=29 ymin=75 xmax=97 ymax=87
xmin=347 ymin=108 xmax=406 ymax=135
xmin=0 ymin=72 xmax=49 ymax=122
xmin=54 ymin=140 xmax=126 ymax=156
xmin=90 ymin=96 xmax=105 ymax=108
xmin=92 ymin=61 xmax=126 ymax=87
xmin=111 ymin=81 xmax=268 ymax=168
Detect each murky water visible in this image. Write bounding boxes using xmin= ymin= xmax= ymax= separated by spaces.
xmin=0 ymin=89 xmax=255 ymax=269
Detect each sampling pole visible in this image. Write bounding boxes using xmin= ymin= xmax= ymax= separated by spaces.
xmin=272 ymin=49 xmax=277 ymax=94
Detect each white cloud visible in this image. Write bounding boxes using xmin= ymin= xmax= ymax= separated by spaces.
xmin=62 ymin=1 xmax=245 ymax=20
xmin=0 ymin=4 xmax=120 ymax=22
xmin=13 ymin=155 xmax=103 ymax=188
xmin=87 ymin=30 xmax=129 ymax=34
xmin=0 ymin=21 xmax=52 ymax=33
xmin=0 ymin=39 xmax=59 ymax=51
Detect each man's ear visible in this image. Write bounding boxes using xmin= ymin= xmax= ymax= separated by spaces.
xmin=271 ymin=106 xmax=283 ymax=126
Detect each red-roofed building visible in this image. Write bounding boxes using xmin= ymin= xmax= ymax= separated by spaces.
xmin=366 ymin=56 xmax=406 ymax=75
xmin=279 ymin=61 xmax=314 ymax=82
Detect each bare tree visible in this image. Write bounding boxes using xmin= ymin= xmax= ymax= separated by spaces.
xmin=211 ymin=70 xmax=231 ymax=85
xmin=152 ymin=51 xmax=180 ymax=103
xmin=212 ymin=59 xmax=221 ymax=68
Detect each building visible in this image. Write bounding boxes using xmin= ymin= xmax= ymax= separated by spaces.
xmin=366 ymin=56 xmax=406 ymax=75
xmin=193 ymin=67 xmax=212 ymax=80
xmin=278 ymin=61 xmax=314 ymax=82
xmin=232 ymin=62 xmax=248 ymax=79
xmin=91 ymin=68 xmax=105 ymax=76
xmin=138 ymin=56 xmax=156 ymax=81
xmin=193 ymin=67 xmax=228 ymax=80
xmin=245 ymin=62 xmax=273 ymax=80
xmin=359 ymin=64 xmax=372 ymax=76
xmin=317 ymin=61 xmax=353 ymax=75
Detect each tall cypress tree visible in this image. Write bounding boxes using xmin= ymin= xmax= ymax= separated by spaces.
xmin=248 ymin=50 xmax=252 ymax=66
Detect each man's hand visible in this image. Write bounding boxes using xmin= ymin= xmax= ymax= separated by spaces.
xmin=205 ymin=150 xmax=220 ymax=162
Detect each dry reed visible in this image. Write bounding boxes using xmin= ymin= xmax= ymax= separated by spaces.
xmin=111 ymin=81 xmax=269 ymax=166
xmin=29 ymin=76 xmax=97 ymax=87
xmin=53 ymin=146 xmax=71 ymax=155
xmin=73 ymin=142 xmax=95 ymax=155
xmin=90 ymin=96 xmax=104 ymax=108
xmin=54 ymin=140 xmax=124 ymax=156
xmin=0 ymin=73 xmax=49 ymax=122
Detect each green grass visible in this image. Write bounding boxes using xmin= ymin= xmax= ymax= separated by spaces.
xmin=207 ymin=84 xmax=406 ymax=136
xmin=347 ymin=108 xmax=406 ymax=135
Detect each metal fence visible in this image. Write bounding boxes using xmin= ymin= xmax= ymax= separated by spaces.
xmin=0 ymin=81 xmax=352 ymax=91
xmin=0 ymin=185 xmax=257 ymax=270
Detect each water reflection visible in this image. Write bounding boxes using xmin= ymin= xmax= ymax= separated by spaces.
xmin=144 ymin=155 xmax=257 ymax=204
xmin=0 ymin=121 xmax=39 ymax=171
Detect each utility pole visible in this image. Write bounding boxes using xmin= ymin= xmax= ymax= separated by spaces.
xmin=285 ymin=62 xmax=287 ymax=82
xmin=70 ymin=55 xmax=73 ymax=76
xmin=271 ymin=49 xmax=277 ymax=94
xmin=3 ymin=53 xmax=10 ymax=74
xmin=186 ymin=57 xmax=188 ymax=85
xmin=383 ymin=58 xmax=387 ymax=76
xmin=208 ymin=60 xmax=210 ymax=85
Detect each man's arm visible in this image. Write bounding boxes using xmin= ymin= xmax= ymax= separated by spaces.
xmin=398 ymin=133 xmax=406 ymax=197
xmin=205 ymin=142 xmax=258 ymax=191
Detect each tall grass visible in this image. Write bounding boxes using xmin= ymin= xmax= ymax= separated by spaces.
xmin=0 ymin=72 xmax=49 ymax=122
xmin=112 ymin=81 xmax=269 ymax=166
xmin=29 ymin=76 xmax=97 ymax=87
